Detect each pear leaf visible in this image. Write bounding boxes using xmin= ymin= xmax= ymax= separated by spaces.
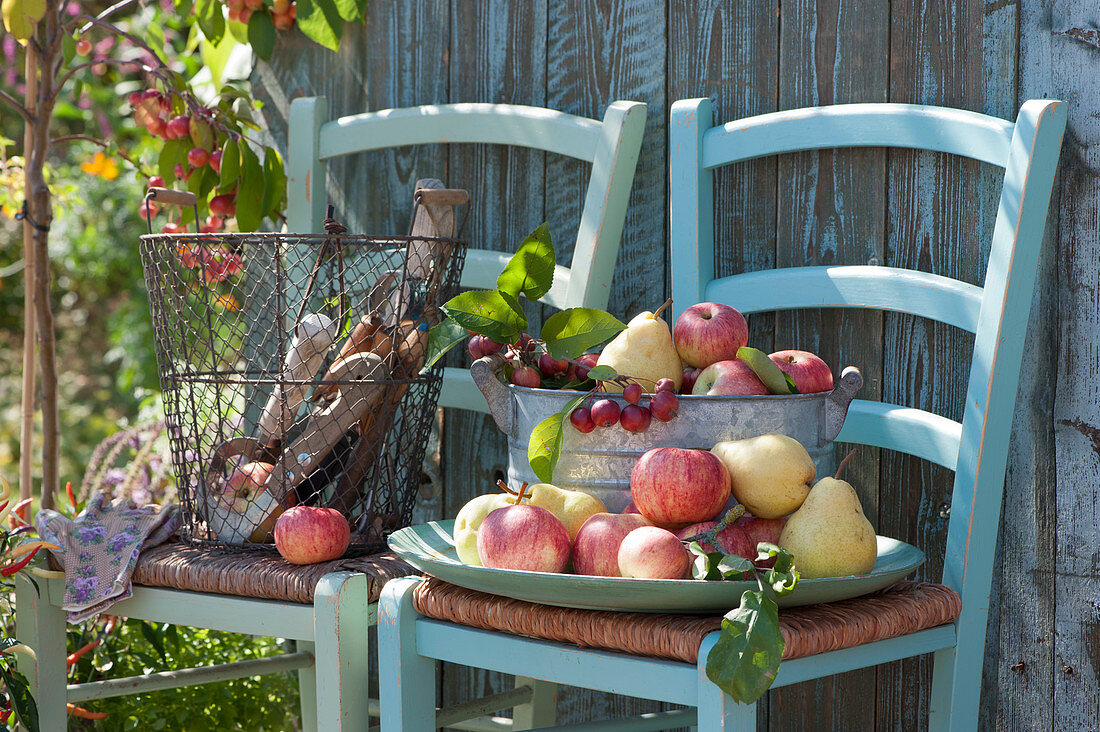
xmin=527 ymin=391 xmax=587 ymax=483
xmin=541 ymin=308 xmax=626 ymax=360
xmin=717 ymin=554 xmax=755 ymax=580
xmin=756 ymin=543 xmax=799 ymax=597
xmin=688 ymin=542 xmax=726 ymax=581
xmin=705 ymin=590 xmax=785 ymax=705
xmin=496 ymin=222 xmax=556 ymax=301
xmin=737 ymin=346 xmax=798 ymax=395
xmin=421 ymin=317 xmax=469 ymax=373
xmin=443 ymin=289 xmax=528 ymax=344
xmin=585 ymin=365 xmax=617 ymax=382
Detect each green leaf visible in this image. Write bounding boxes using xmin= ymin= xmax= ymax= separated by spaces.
xmin=0 ymin=664 xmax=38 ymax=732
xmin=247 ymin=10 xmax=275 ymax=61
xmin=194 ymin=0 xmax=225 ymax=45
xmin=496 ymin=222 xmax=555 ymax=301
xmin=141 ymin=621 xmax=168 ymax=665
xmin=442 ymin=290 xmax=528 ymax=344
xmin=227 ymin=17 xmax=250 ymax=44
xmin=688 ymin=542 xmax=726 ymax=581
xmin=261 ymin=146 xmax=283 ymax=216
xmin=296 ymin=0 xmax=343 ymax=51
xmin=146 ymin=20 xmax=166 ymax=59
xmin=585 ymin=364 xmax=617 ymax=382
xmin=736 ymin=346 xmax=798 ymax=395
xmin=332 ymin=0 xmax=362 ymax=21
xmin=705 ymin=590 xmax=785 ymax=705
xmin=236 ymin=144 xmax=265 ymax=231
xmin=421 ymin=318 xmax=468 ymax=372
xmin=717 ymin=554 xmax=754 ymax=580
xmin=218 ymin=137 xmax=241 ymax=191
xmin=1 ymin=0 xmax=46 ymax=45
xmin=756 ymin=543 xmax=799 ymax=597
xmin=199 ymin=26 xmax=239 ymax=90
xmin=541 ymin=308 xmax=626 ymax=360
xmin=62 ymin=33 xmax=75 ymax=64
xmin=528 ymin=391 xmax=587 ymax=483
xmin=157 ymin=139 xmax=189 ymax=183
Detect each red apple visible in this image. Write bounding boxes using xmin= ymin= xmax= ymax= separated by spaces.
xmin=692 ymin=359 xmax=769 ymax=396
xmin=769 ymin=350 xmax=833 ymax=394
xmin=681 ymin=367 xmax=702 ymax=394
xmin=273 ymin=506 xmax=349 ymax=563
xmin=630 ymin=448 xmax=732 ymax=526
xmin=674 ymin=302 xmax=749 ymax=368
xmin=738 ymin=515 xmax=788 ymax=568
xmin=676 ymin=521 xmax=755 ymax=559
xmin=216 ymin=461 xmax=298 ymax=542
xmin=617 ymin=526 xmax=691 ymax=579
xmin=572 ymin=512 xmax=651 ymax=576
xmin=477 ymin=504 xmax=570 ymax=573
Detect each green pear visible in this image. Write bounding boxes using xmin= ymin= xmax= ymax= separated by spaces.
xmin=524 ymin=483 xmax=607 ymax=541
xmin=453 ymin=492 xmax=521 ymax=565
xmin=778 ymin=476 xmax=878 ymax=578
xmin=710 ymin=434 xmax=814 ymax=518
xmin=596 ymin=310 xmax=683 ymax=393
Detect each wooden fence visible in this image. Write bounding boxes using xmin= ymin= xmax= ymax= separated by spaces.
xmin=253 ymin=1 xmax=1100 ymax=728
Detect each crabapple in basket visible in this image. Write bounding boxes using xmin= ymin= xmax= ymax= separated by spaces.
xmin=630 ymin=448 xmax=732 ymax=527
xmin=769 ymin=350 xmax=833 ymax=393
xmin=273 ymin=506 xmax=350 ymax=564
xmin=673 ymin=303 xmax=749 ymax=368
xmin=477 ymin=504 xmax=571 ymax=573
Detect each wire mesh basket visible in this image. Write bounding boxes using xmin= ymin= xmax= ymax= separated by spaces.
xmin=139 ymin=190 xmax=467 ymax=554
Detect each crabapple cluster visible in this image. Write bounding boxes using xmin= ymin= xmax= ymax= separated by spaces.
xmin=570 ymin=377 xmax=679 ymax=435
xmin=225 ymin=0 xmax=297 ymax=27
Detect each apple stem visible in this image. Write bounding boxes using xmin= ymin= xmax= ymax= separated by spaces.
xmin=835 ymin=448 xmax=859 ymax=480
xmin=652 ymin=298 xmax=673 ymax=319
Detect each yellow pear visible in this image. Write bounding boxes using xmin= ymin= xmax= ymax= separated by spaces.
xmin=710 ymin=434 xmax=814 ymax=518
xmin=453 ymin=492 xmax=521 ymax=565
xmin=596 ymin=309 xmax=683 ymax=393
xmin=525 ymin=483 xmax=607 ymax=540
xmin=778 ymin=476 xmax=878 ymax=578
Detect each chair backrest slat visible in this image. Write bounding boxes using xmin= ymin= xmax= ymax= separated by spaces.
xmin=703 ymin=266 xmax=983 ymax=333
xmin=287 ymin=98 xmax=647 ymax=412
xmin=702 ymin=103 xmax=1016 ymax=168
xmin=318 ymin=103 xmax=604 ymax=163
xmin=837 ymin=400 xmax=962 ymax=471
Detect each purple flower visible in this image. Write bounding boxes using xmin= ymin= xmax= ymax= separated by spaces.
xmin=72 ymin=576 xmax=99 ymax=604
xmin=108 ymin=531 xmax=136 ymax=553
xmin=104 ymin=468 xmax=128 ymax=487
xmin=75 ymin=524 xmax=108 ymax=543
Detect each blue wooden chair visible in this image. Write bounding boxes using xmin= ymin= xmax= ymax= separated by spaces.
xmin=286 ymin=98 xmax=648 ymax=413
xmin=378 ymin=98 xmax=1066 ymax=730
xmin=17 ymin=99 xmax=646 ymax=732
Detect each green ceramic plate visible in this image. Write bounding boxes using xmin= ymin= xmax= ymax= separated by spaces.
xmin=388 ymin=520 xmax=925 ymax=613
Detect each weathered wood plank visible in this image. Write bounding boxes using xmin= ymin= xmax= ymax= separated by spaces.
xmin=770 ymin=1 xmax=888 ymax=727
xmin=545 ymin=1 xmax=668 ymax=724
xmin=877 ymin=0 xmax=1014 ymax=727
xmin=1024 ymin=5 xmax=1100 ymax=731
xmin=440 ymin=0 xmax=549 ymax=713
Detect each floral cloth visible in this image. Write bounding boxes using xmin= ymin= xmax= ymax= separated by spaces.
xmin=36 ymin=494 xmax=179 ymax=623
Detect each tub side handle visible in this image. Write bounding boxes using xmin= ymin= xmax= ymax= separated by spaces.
xmin=823 ymin=366 xmax=863 ymax=443
xmin=471 ymin=355 xmax=515 ymax=437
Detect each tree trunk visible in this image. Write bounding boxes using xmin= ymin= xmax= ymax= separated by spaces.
xmin=19 ymin=49 xmax=37 ymax=503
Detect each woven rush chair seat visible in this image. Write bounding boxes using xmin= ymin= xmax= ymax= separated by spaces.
xmin=411 ymin=577 xmax=961 ymax=664
xmin=131 ymin=541 xmax=417 ymax=605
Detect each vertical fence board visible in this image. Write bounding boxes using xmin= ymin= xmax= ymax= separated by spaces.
xmin=545 ymin=0 xmax=668 ymax=723
xmin=440 ymin=0 xmax=549 ymax=714
xmin=770 ymin=1 xmax=888 ymax=726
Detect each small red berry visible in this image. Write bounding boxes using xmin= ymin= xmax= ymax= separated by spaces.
xmin=128 ymin=91 xmax=143 ymax=107
xmin=569 ymin=407 xmax=596 ymax=434
xmin=166 ymin=115 xmax=191 ymax=140
xmin=468 ymin=335 xmax=487 ymax=360
xmin=510 ymin=366 xmax=541 ymax=388
xmin=209 ymin=194 xmax=236 ymax=217
xmin=590 ymin=399 xmax=621 ymax=428
xmin=209 ymin=150 xmax=223 ymax=174
xmin=148 ymin=175 xmax=165 ymax=189
xmin=649 ymin=390 xmax=679 ymax=422
xmin=75 ymin=39 xmax=92 ymax=55
xmin=623 ymin=383 xmax=643 ymax=405
xmin=538 ymin=353 xmax=568 ymax=377
xmin=655 ymin=378 xmax=676 ymax=393
xmin=187 ymin=148 xmax=210 ymax=168
xmin=619 ymin=404 xmax=652 ymax=433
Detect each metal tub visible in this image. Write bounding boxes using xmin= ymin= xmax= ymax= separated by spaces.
xmin=472 ymin=358 xmax=863 ymax=512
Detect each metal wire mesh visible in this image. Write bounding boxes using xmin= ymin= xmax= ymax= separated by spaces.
xmin=139 ymin=228 xmax=465 ymax=554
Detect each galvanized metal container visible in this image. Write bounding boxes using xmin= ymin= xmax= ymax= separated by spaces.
xmin=472 ymin=358 xmax=863 ymax=512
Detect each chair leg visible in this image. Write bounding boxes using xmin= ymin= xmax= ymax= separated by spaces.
xmin=928 ymin=645 xmax=958 ymax=731
xmin=313 ymin=572 xmax=371 ymax=731
xmin=15 ymin=575 xmax=68 ymax=731
xmin=696 ymin=633 xmax=757 ymax=730
xmin=379 ymin=577 xmax=436 ymax=732
xmin=512 ymin=676 xmax=556 ymax=729
xmin=295 ymin=639 xmax=318 ymax=732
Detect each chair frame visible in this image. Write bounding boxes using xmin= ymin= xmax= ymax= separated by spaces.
xmin=17 ymin=99 xmax=646 ymax=732
xmin=286 ymin=98 xmax=648 ymax=412
xmin=379 ymin=98 xmax=1066 ymax=730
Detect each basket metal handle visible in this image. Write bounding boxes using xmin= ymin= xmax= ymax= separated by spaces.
xmin=823 ymin=366 xmax=863 ymax=443
xmin=143 ymin=187 xmax=201 ymax=235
